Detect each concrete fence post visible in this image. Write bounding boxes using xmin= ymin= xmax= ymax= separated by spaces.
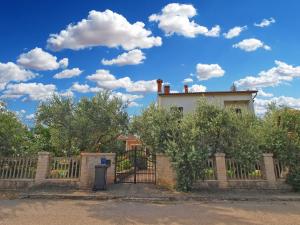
xmin=35 ymin=152 xmax=51 ymax=184
xmin=262 ymin=153 xmax=276 ymax=187
xmin=156 ymin=154 xmax=176 ymax=189
xmin=214 ymin=153 xmax=228 ymax=188
xmin=79 ymin=152 xmax=116 ymax=189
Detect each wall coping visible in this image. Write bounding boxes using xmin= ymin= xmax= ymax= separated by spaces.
xmin=80 ymin=152 xmax=116 ymax=156
xmin=38 ymin=152 xmax=51 ymax=156
xmin=263 ymin=153 xmax=274 ymax=157
xmin=156 ymin=153 xmax=167 ymax=157
xmin=0 ymin=179 xmax=34 ymax=182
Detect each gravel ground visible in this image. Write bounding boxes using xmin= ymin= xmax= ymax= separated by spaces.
xmin=1 ymin=199 xmax=300 ymax=225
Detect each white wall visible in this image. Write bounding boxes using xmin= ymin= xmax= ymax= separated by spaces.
xmin=158 ymin=94 xmax=255 ymax=113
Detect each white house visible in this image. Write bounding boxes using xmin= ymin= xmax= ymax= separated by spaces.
xmin=156 ymin=79 xmax=258 ymax=114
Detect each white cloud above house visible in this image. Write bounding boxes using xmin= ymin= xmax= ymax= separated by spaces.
xmin=196 ymin=63 xmax=225 ymax=80
xmin=17 ymin=47 xmax=68 ymax=70
xmin=255 ymin=96 xmax=300 ymax=115
xmin=223 ymin=26 xmax=247 ymax=39
xmin=53 ymin=68 xmax=83 ymax=79
xmin=233 ymin=38 xmax=271 ymax=52
xmin=101 ymin=49 xmax=146 ymax=66
xmin=188 ymin=84 xmax=207 ymax=92
xmin=149 ymin=3 xmax=220 ymax=38
xmin=1 ymin=82 xmax=57 ymax=101
xmin=47 ymin=10 xmax=162 ymax=51
xmin=257 ymin=89 xmax=274 ymax=98
xmin=111 ymin=92 xmax=143 ymax=107
xmin=87 ymin=69 xmax=157 ymax=92
xmin=183 ymin=78 xmax=193 ymax=83
xmin=0 ymin=62 xmax=37 ymax=90
xmin=235 ymin=60 xmax=300 ymax=89
xmin=254 ymin=17 xmax=276 ymax=28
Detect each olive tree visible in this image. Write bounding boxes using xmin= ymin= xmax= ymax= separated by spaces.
xmin=74 ymin=91 xmax=128 ymax=152
xmin=36 ymin=91 xmax=129 ymax=155
xmin=0 ymin=102 xmax=31 ymax=156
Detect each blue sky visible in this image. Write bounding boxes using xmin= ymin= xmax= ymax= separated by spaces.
xmin=1 ymin=0 xmax=300 ymax=122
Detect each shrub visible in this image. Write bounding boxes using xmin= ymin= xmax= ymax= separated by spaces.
xmin=117 ymin=159 xmax=132 ymax=172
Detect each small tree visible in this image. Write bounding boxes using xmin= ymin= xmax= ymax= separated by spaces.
xmin=131 ymin=100 xmax=263 ymax=191
xmin=36 ymin=95 xmax=77 ymax=156
xmin=74 ymin=91 xmax=128 ymax=152
xmin=0 ymin=102 xmax=31 ymax=156
xmin=130 ymin=103 xmax=182 ymax=153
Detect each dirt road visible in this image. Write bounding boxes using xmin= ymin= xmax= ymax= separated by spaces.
xmin=1 ymin=199 xmax=300 ymax=225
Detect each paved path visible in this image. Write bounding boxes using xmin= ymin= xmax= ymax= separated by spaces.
xmin=1 ymin=199 xmax=300 ymax=225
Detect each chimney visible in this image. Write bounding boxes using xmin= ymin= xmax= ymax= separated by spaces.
xmin=184 ymin=84 xmax=188 ymax=93
xmin=164 ymin=85 xmax=170 ymax=95
xmin=157 ymin=79 xmax=163 ymax=93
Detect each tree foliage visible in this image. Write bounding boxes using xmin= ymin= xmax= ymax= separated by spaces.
xmin=0 ymin=102 xmax=31 ymax=156
xmin=131 ymin=100 xmax=284 ymax=191
xmin=74 ymin=91 xmax=128 ymax=152
xmin=36 ymin=91 xmax=128 ymax=155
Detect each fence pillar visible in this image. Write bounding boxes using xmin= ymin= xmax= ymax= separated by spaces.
xmin=156 ymin=154 xmax=176 ymax=189
xmin=35 ymin=152 xmax=50 ymax=184
xmin=79 ymin=152 xmax=116 ymax=189
xmin=214 ymin=153 xmax=228 ymax=188
xmin=263 ymin=153 xmax=276 ymax=187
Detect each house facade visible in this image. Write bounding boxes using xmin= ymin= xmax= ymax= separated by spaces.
xmin=156 ymin=79 xmax=258 ymax=113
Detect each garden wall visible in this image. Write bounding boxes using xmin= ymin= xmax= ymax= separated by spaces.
xmin=156 ymin=153 xmax=291 ymax=190
xmin=0 ymin=152 xmax=116 ymax=190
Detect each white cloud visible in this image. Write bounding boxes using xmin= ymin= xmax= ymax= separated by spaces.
xmin=15 ymin=109 xmax=26 ymax=118
xmin=99 ymin=91 xmax=145 ymax=107
xmin=70 ymin=82 xmax=90 ymax=93
xmin=112 ymin=92 xmax=143 ymax=104
xmin=0 ymin=62 xmax=37 ymax=90
xmin=47 ymin=10 xmax=162 ymax=51
xmin=53 ymin=68 xmax=82 ymax=79
xmin=128 ymin=102 xmax=141 ymax=107
xmin=87 ymin=69 xmax=156 ymax=92
xmin=183 ymin=78 xmax=193 ymax=83
xmin=233 ymin=38 xmax=271 ymax=52
xmin=235 ymin=60 xmax=300 ymax=89
xmin=196 ymin=63 xmax=225 ymax=80
xmin=17 ymin=47 xmax=68 ymax=70
xmin=257 ymin=89 xmax=273 ymax=98
xmin=223 ymin=26 xmax=247 ymax=39
xmin=70 ymin=82 xmax=101 ymax=93
xmin=188 ymin=84 xmax=207 ymax=92
xmin=25 ymin=114 xmax=35 ymax=120
xmin=1 ymin=83 xmax=56 ymax=101
xmin=255 ymin=96 xmax=300 ymax=116
xmin=59 ymin=89 xmax=74 ymax=98
xmin=254 ymin=17 xmax=275 ymax=28
xmin=149 ymin=3 xmax=220 ymax=38
xmin=59 ymin=58 xmax=69 ymax=68
xmin=101 ymin=49 xmax=146 ymax=66
xmin=69 ymin=82 xmax=141 ymax=106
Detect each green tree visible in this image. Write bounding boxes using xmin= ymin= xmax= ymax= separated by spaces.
xmin=131 ymin=100 xmax=263 ymax=191
xmin=130 ymin=103 xmax=182 ymax=153
xmin=74 ymin=91 xmax=128 ymax=152
xmin=36 ymin=91 xmax=129 ymax=155
xmin=36 ymin=95 xmax=77 ymax=156
xmin=0 ymin=102 xmax=31 ymax=156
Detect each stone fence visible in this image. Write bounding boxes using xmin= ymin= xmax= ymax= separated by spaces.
xmin=0 ymin=152 xmax=116 ymax=190
xmin=0 ymin=151 xmax=290 ymax=190
xmin=155 ymin=153 xmax=290 ymax=190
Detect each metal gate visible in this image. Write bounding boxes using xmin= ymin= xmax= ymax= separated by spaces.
xmin=115 ymin=148 xmax=156 ymax=184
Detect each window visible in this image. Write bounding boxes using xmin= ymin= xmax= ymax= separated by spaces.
xmin=235 ymin=108 xmax=242 ymax=114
